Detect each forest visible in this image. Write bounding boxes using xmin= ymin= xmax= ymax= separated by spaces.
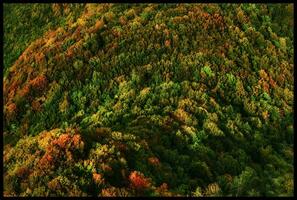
xmin=3 ymin=3 xmax=294 ymax=197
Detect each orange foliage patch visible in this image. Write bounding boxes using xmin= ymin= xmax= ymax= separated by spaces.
xmin=38 ymin=153 xmax=54 ymax=170
xmin=129 ymin=171 xmax=151 ymax=190
xmin=19 ymin=84 xmax=31 ymax=98
xmin=258 ymin=69 xmax=278 ymax=93
xmin=37 ymin=131 xmax=84 ymax=172
xmin=119 ymin=16 xmax=127 ymax=25
xmin=52 ymin=134 xmax=71 ymax=149
xmin=269 ymin=77 xmax=276 ymax=88
xmin=101 ymin=187 xmax=117 ymax=197
xmin=165 ymin=40 xmax=171 ymax=47
xmin=148 ymin=157 xmax=160 ymax=166
xmin=156 ymin=183 xmax=172 ymax=196
xmin=262 ymin=81 xmax=270 ymax=93
xmin=72 ymin=134 xmax=81 ymax=148
xmin=6 ymin=103 xmax=17 ymax=115
xmin=66 ymin=47 xmax=75 ymax=58
xmin=45 ymin=154 xmax=53 ymax=162
xmin=6 ymin=80 xmax=20 ymax=101
xmin=94 ymin=20 xmax=105 ymax=31
xmin=93 ymin=173 xmax=104 ymax=184
xmin=9 ymin=81 xmax=18 ymax=94
xmin=88 ymin=20 xmax=105 ymax=34
xmin=29 ymin=75 xmax=48 ymax=91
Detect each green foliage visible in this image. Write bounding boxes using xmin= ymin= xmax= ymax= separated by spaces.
xmin=230 ymin=167 xmax=257 ymax=196
xmin=201 ymin=65 xmax=214 ymax=77
xmin=226 ymin=73 xmax=237 ymax=86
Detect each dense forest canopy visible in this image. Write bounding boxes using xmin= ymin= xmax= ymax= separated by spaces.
xmin=3 ymin=3 xmax=294 ymax=197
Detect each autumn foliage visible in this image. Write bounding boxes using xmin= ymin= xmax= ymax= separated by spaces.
xmin=3 ymin=3 xmax=293 ymax=197
xmin=129 ymin=171 xmax=151 ymax=190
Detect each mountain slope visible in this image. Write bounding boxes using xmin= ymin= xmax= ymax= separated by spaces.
xmin=3 ymin=3 xmax=294 ymax=197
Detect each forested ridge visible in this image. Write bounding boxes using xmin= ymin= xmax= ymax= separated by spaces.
xmin=3 ymin=3 xmax=294 ymax=197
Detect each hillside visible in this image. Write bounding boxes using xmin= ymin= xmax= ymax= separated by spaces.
xmin=3 ymin=3 xmax=294 ymax=197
